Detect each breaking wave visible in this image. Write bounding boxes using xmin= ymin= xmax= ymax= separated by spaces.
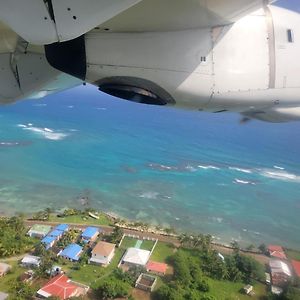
xmin=198 ymin=165 xmax=220 ymax=170
xmin=259 ymin=169 xmax=300 ymax=183
xmin=19 ymin=124 xmax=69 ymax=141
xmin=229 ymin=167 xmax=252 ymax=174
xmin=233 ymin=178 xmax=256 ymax=185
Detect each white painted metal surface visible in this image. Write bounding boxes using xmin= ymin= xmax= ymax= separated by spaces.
xmin=0 ymin=0 xmax=57 ymax=45
xmin=51 ymin=0 xmax=142 ymax=42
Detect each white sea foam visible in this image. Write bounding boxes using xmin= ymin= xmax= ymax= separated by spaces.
xmin=229 ymin=167 xmax=252 ymax=174
xmin=274 ymin=165 xmax=285 ymax=170
xmin=139 ymin=191 xmax=159 ymax=200
xmin=198 ymin=165 xmax=220 ymax=170
xmin=259 ymin=169 xmax=300 ymax=182
xmin=233 ymin=178 xmax=256 ymax=185
xmin=17 ymin=124 xmax=27 ymax=128
xmin=20 ymin=124 xmax=68 ymax=141
xmin=185 ymin=165 xmax=197 ymax=172
xmin=44 ymin=128 xmax=53 ymax=132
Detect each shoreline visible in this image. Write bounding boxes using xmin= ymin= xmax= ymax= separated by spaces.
xmin=1 ymin=207 xmax=300 ymax=255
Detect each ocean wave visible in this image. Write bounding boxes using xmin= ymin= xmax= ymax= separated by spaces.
xmin=229 ymin=167 xmax=252 ymax=174
xmin=148 ymin=163 xmax=177 ymax=171
xmin=233 ymin=178 xmax=256 ymax=185
xmin=139 ymin=191 xmax=159 ymax=200
xmin=198 ymin=164 xmax=220 ymax=170
xmin=96 ymin=107 xmax=107 ymax=111
xmin=0 ymin=141 xmax=32 ymax=147
xmin=17 ymin=124 xmax=27 ymax=128
xmin=20 ymin=124 xmax=68 ymax=141
xmin=273 ymin=165 xmax=285 ymax=170
xmin=259 ymin=169 xmax=300 ymax=182
xmin=185 ymin=165 xmax=197 ymax=172
xmin=67 ymin=105 xmax=74 ymax=108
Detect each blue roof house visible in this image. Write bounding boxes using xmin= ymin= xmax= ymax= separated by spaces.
xmin=81 ymin=227 xmax=99 ymax=243
xmin=48 ymin=229 xmax=64 ymax=240
xmin=54 ymin=224 xmax=69 ymax=232
xmin=41 ymin=235 xmax=57 ymax=250
xmin=59 ymin=244 xmax=83 ymax=261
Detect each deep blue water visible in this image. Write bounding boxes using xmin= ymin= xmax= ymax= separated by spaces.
xmin=0 ymin=85 xmax=300 ymax=248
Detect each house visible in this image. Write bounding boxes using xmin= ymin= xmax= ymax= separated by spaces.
xmin=59 ymin=244 xmax=83 ymax=261
xmin=268 ymin=245 xmax=287 ymax=260
xmin=48 ymin=229 xmax=64 ymax=240
xmin=243 ymin=284 xmax=253 ymax=295
xmin=0 ymin=292 xmax=9 ymax=300
xmin=27 ymin=224 xmax=51 ymax=238
xmin=269 ymin=259 xmax=292 ymax=287
xmin=135 ymin=273 xmax=157 ymax=292
xmin=291 ymin=260 xmax=300 ymax=278
xmin=54 ymin=224 xmax=69 ymax=233
xmin=41 ymin=235 xmax=57 ymax=250
xmin=0 ymin=263 xmax=11 ymax=277
xmin=37 ymin=274 xmax=89 ymax=299
xmin=21 ymin=255 xmax=41 ymax=268
xmin=122 ymin=248 xmax=151 ymax=267
xmin=146 ymin=261 xmax=168 ymax=276
xmin=90 ymin=241 xmax=115 ymax=265
xmin=81 ymin=226 xmax=100 ymax=243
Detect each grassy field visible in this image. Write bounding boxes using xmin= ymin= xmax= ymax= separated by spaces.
xmin=0 ymin=261 xmax=25 ymax=295
xmin=140 ymin=240 xmax=155 ymax=251
xmin=120 ymin=236 xmax=139 ymax=249
xmin=207 ymin=278 xmax=267 ymax=300
xmin=150 ymin=242 xmax=175 ymax=263
xmin=49 ymin=213 xmax=113 ymax=226
xmin=67 ymin=248 xmax=125 ymax=286
xmin=286 ymin=249 xmax=300 ymax=261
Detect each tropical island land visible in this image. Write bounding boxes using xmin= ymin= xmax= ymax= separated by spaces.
xmin=0 ymin=208 xmax=300 ymax=300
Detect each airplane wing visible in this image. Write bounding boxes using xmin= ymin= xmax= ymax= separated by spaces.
xmin=0 ymin=0 xmax=270 ymax=103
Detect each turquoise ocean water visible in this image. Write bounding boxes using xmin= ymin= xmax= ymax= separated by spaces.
xmin=0 ymin=85 xmax=300 ymax=248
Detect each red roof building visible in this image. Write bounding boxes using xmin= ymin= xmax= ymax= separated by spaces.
xmin=268 ymin=245 xmax=287 ymax=260
xmin=291 ymin=260 xmax=300 ymax=278
xmin=37 ymin=274 xmax=89 ymax=299
xmin=146 ymin=261 xmax=168 ymax=275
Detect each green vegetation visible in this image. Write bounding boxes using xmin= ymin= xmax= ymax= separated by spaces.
xmin=140 ymin=240 xmax=155 ymax=251
xmin=49 ymin=211 xmax=112 ymax=226
xmin=0 ymin=261 xmax=25 ymax=294
xmin=94 ymin=270 xmax=132 ymax=300
xmin=120 ymin=236 xmax=138 ymax=249
xmin=150 ymin=242 xmax=175 ymax=263
xmin=0 ymin=216 xmax=36 ymax=257
xmin=286 ymin=249 xmax=300 ymax=261
xmin=67 ymin=248 xmax=124 ymax=285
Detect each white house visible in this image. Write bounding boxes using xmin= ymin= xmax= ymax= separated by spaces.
xmin=122 ymin=248 xmax=151 ymax=267
xmin=90 ymin=241 xmax=115 ymax=266
xmin=21 ymin=255 xmax=41 ymax=268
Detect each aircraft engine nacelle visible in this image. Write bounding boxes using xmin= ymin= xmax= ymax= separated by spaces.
xmin=44 ymin=5 xmax=300 ymax=122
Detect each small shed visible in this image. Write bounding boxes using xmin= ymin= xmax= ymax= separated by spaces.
xmin=243 ymin=284 xmax=253 ymax=295
xmin=146 ymin=261 xmax=167 ymax=275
